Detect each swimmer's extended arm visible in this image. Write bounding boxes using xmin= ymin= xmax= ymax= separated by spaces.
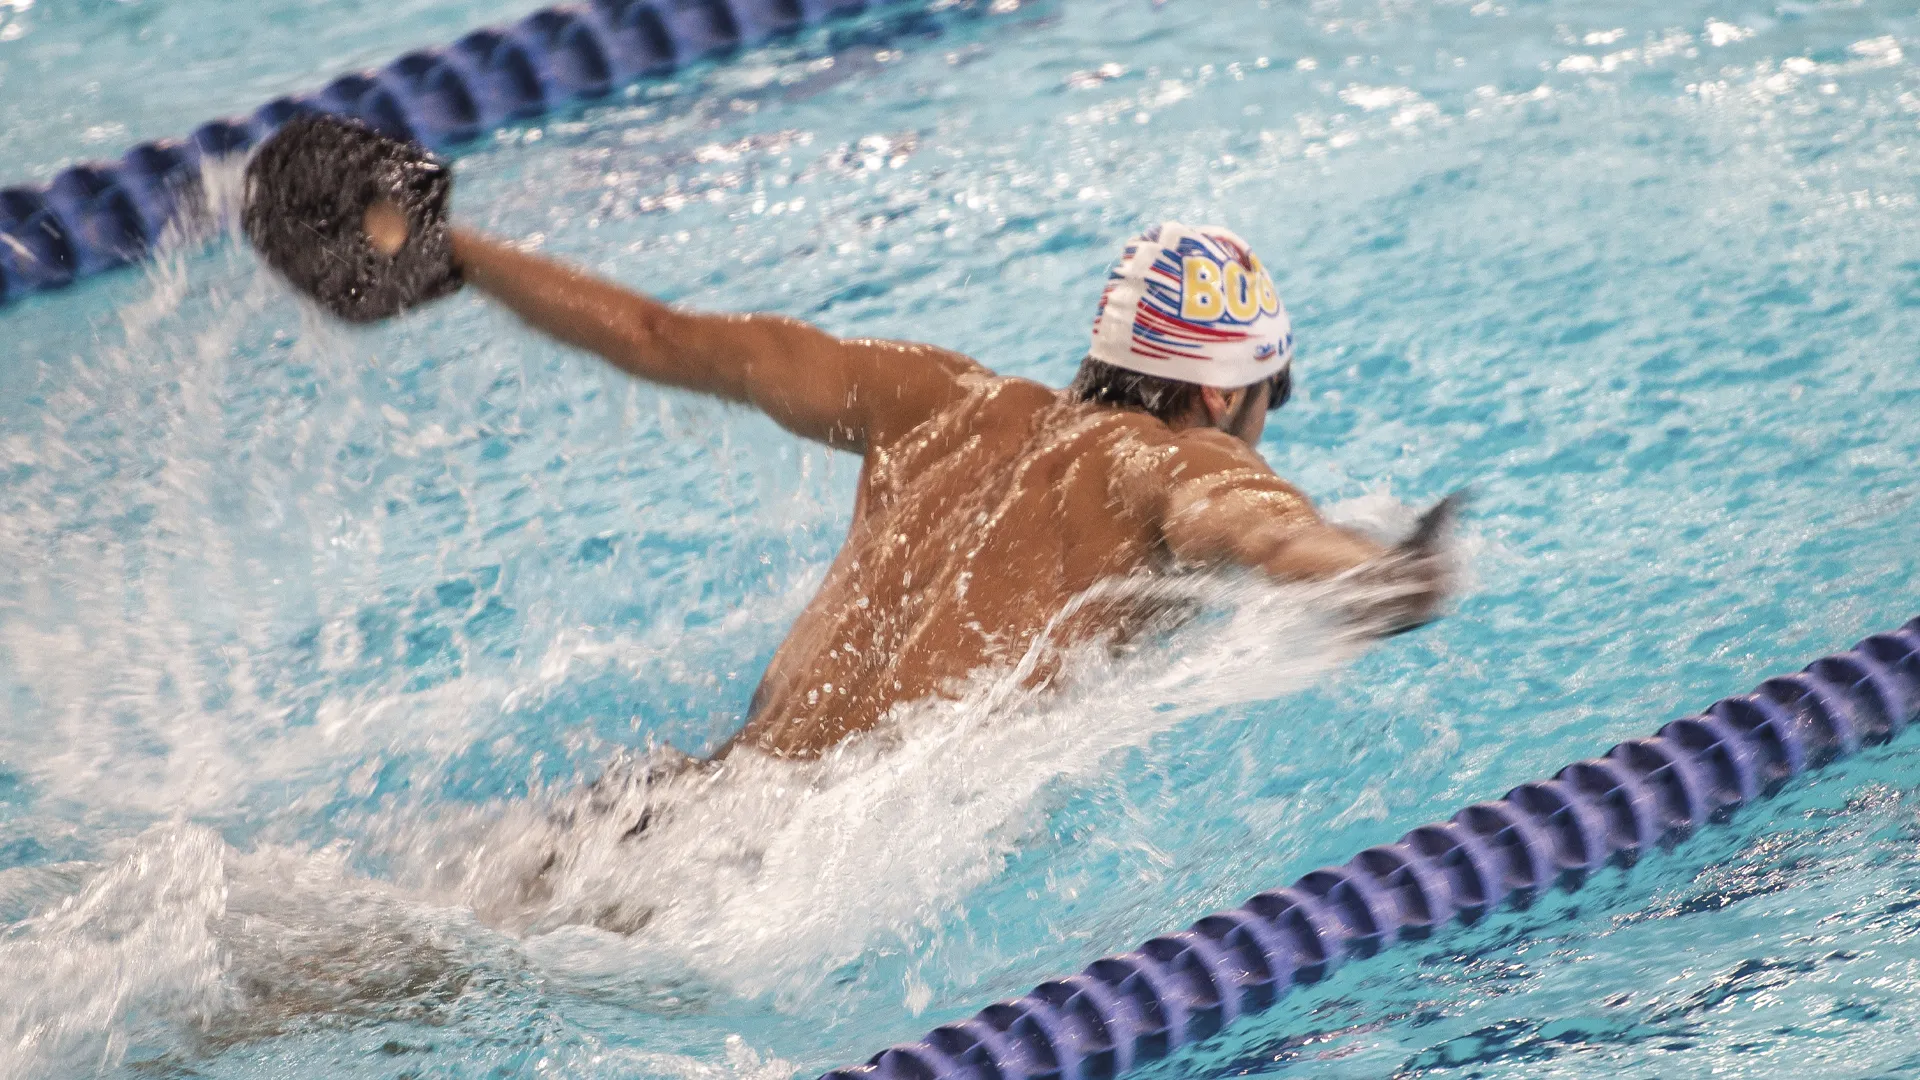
xmin=450 ymin=229 xmax=982 ymax=451
xmin=1151 ymin=432 xmax=1383 ymax=576
xmin=1143 ymin=431 xmax=1452 ymax=633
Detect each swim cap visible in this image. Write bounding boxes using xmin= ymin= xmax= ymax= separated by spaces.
xmin=1088 ymin=222 xmax=1293 ymax=389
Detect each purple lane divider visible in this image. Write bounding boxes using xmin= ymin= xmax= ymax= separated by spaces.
xmin=823 ymin=617 xmax=1920 ymax=1080
xmin=0 ymin=0 xmax=916 ymax=308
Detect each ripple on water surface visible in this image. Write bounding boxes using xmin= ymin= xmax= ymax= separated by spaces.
xmin=2 ymin=0 xmax=1920 ymax=1077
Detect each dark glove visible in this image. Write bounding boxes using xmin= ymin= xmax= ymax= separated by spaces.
xmin=1352 ymin=489 xmax=1466 ymax=638
xmin=1374 ymin=491 xmax=1459 ymax=634
xmin=242 ymin=114 xmax=462 ymax=323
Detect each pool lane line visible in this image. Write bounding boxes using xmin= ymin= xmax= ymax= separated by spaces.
xmin=822 ymin=616 xmax=1920 ymax=1080
xmin=0 ymin=0 xmax=947 ymax=310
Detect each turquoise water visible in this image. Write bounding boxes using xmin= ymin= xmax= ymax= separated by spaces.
xmin=4 ymin=0 xmax=1920 ymax=1076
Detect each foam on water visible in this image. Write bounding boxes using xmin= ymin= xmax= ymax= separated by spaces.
xmin=434 ymin=571 xmax=1426 ymax=994
xmin=1 ymin=506 xmax=1421 ymax=1077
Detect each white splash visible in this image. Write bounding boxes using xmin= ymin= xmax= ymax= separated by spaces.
xmin=415 ymin=566 xmax=1438 ymax=1008
xmin=0 ymin=553 xmax=1445 ymax=1075
xmin=0 ymin=825 xmax=230 ymax=1080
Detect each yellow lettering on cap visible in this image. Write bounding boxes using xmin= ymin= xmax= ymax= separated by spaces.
xmin=1181 ymin=257 xmax=1225 ymax=321
xmin=1223 ymin=261 xmax=1259 ymax=321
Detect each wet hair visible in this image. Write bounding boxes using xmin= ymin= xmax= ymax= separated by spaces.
xmin=1067 ymin=356 xmax=1292 ymax=424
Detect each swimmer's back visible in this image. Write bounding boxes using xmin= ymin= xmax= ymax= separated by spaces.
xmin=728 ymin=369 xmax=1307 ymax=758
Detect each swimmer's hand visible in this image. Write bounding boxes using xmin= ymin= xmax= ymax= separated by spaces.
xmin=364 ymin=199 xmax=410 ymax=258
xmin=1348 ymin=489 xmax=1466 ymax=637
xmin=242 ymin=114 xmax=462 ymax=323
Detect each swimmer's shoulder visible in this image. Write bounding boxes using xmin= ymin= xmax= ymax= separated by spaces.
xmin=917 ymin=369 xmax=1059 ymax=424
xmin=1099 ymin=418 xmax=1304 ymax=522
xmin=1065 ymin=404 xmax=1249 ymax=460
xmin=1164 ymin=424 xmax=1274 ymax=466
xmin=837 ymin=341 xmax=1036 ymax=445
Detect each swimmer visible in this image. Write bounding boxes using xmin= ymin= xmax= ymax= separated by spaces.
xmin=247 ymin=117 xmax=1457 ymax=764
xmin=446 ymin=222 xmax=1454 ymax=760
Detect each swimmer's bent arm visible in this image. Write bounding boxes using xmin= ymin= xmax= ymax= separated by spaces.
xmin=1141 ymin=431 xmax=1448 ymax=633
xmin=450 ymin=229 xmax=983 ymax=452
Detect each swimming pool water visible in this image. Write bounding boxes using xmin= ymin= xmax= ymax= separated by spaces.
xmin=4 ymin=0 xmax=1920 ymax=1076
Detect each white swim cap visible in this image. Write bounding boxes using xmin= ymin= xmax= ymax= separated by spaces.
xmin=1088 ymin=222 xmax=1293 ymax=389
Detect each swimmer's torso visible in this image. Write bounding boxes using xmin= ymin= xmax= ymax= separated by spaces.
xmin=730 ymin=374 xmax=1186 ymax=758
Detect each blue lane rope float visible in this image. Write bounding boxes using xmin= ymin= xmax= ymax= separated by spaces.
xmin=0 ymin=0 xmax=917 ymax=309
xmin=822 ymin=617 xmax=1920 ymax=1080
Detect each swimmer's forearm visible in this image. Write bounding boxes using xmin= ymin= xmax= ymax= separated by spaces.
xmin=1269 ymin=522 xmax=1451 ymax=635
xmin=449 ymin=229 xmax=894 ymax=449
xmin=450 ymin=229 xmax=712 ymax=394
xmin=1164 ymin=483 xmax=1383 ymax=581
xmin=1256 ymin=523 xmax=1385 ymax=581
xmin=1199 ymin=516 xmax=1441 ymax=629
xmin=449 ymin=228 xmax=983 ymax=451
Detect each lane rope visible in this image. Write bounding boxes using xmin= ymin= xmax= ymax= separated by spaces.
xmin=0 ymin=0 xmax=929 ymax=308
xmin=822 ymin=616 xmax=1920 ymax=1080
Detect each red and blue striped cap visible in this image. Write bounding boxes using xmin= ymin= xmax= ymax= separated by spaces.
xmin=1089 ymin=222 xmax=1293 ymax=389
